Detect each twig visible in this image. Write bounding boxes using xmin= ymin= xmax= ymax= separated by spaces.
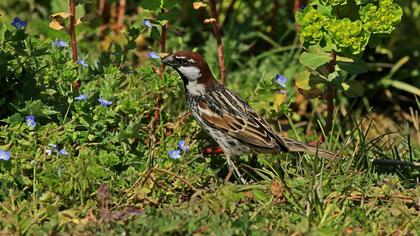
xmin=113 ymin=168 xmax=154 ymax=210
xmin=209 ymin=0 xmax=227 ymax=85
xmin=152 ymin=168 xmax=199 ymax=192
xmin=69 ymin=0 xmax=79 ymax=95
xmin=323 ymin=51 xmax=336 ymax=140
xmin=69 ymin=0 xmax=78 ymax=62
xmin=151 ymin=10 xmax=168 ymax=136
xmin=293 ymin=0 xmax=301 ymax=32
xmin=115 ymin=0 xmax=126 ymax=34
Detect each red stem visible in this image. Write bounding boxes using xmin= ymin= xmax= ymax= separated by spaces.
xmin=69 ymin=0 xmax=80 ymax=95
xmin=115 ymin=0 xmax=126 ymax=34
xmin=293 ymin=0 xmax=301 ymax=32
xmin=209 ymin=0 xmax=227 ymax=85
xmin=324 ymin=51 xmax=337 ymax=139
xmin=69 ymin=0 xmax=78 ymax=62
xmin=151 ymin=12 xmax=168 ymax=136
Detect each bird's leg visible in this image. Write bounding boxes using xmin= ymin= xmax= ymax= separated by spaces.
xmin=224 ymin=168 xmax=233 ymax=184
xmin=226 ymin=155 xmax=247 ymax=184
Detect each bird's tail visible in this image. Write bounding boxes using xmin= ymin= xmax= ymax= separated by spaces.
xmin=282 ymin=137 xmax=337 ymax=159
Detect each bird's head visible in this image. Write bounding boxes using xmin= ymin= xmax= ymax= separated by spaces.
xmin=162 ymin=51 xmax=217 ymax=95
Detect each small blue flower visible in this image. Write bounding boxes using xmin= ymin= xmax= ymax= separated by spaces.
xmin=98 ymin=98 xmax=113 ymax=106
xmin=75 ymin=94 xmax=88 ymax=101
xmin=11 ymin=17 xmax=27 ymax=30
xmin=168 ymin=150 xmax=181 ymax=159
xmin=143 ymin=19 xmax=152 ymax=29
xmin=147 ymin=51 xmax=160 ymax=59
xmin=0 ymin=150 xmax=11 ymax=161
xmin=275 ymin=74 xmax=287 ymax=87
xmin=52 ymin=40 xmax=68 ymax=48
xmin=77 ymin=58 xmax=88 ymax=67
xmin=178 ymin=140 xmax=189 ymax=152
xmin=46 ymin=143 xmax=57 ymax=156
xmin=58 ymin=149 xmax=69 ymax=156
xmin=26 ymin=115 xmax=36 ymax=128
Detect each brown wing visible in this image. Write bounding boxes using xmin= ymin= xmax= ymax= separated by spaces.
xmin=197 ymin=90 xmax=289 ymax=152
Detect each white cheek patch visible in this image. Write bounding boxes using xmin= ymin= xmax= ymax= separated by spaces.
xmin=178 ymin=66 xmax=201 ymax=81
xmin=186 ymin=80 xmax=206 ymax=96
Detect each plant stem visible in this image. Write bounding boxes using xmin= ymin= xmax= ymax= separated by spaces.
xmin=69 ymin=0 xmax=79 ymax=95
xmin=69 ymin=0 xmax=77 ymax=62
xmin=293 ymin=0 xmax=301 ymax=32
xmin=209 ymin=0 xmax=227 ymax=85
xmin=151 ymin=11 xmax=168 ymax=136
xmin=324 ymin=51 xmax=337 ymax=138
xmin=115 ymin=0 xmax=126 ymax=34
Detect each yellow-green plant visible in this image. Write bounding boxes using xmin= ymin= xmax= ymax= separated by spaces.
xmin=295 ymin=0 xmax=403 ymax=134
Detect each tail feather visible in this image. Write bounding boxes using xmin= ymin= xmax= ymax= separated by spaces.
xmin=282 ymin=137 xmax=337 ymax=159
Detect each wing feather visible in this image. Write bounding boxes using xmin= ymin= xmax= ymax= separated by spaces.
xmin=197 ymin=89 xmax=288 ymax=152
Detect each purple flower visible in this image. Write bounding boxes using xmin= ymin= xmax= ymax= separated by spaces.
xmin=143 ymin=19 xmax=152 ymax=29
xmin=75 ymin=94 xmax=88 ymax=101
xmin=77 ymin=58 xmax=88 ymax=67
xmin=52 ymin=40 xmax=68 ymax=48
xmin=11 ymin=17 xmax=27 ymax=30
xmin=275 ymin=74 xmax=287 ymax=87
xmin=0 ymin=150 xmax=11 ymax=161
xmin=178 ymin=140 xmax=188 ymax=152
xmin=98 ymin=98 xmax=113 ymax=106
xmin=168 ymin=150 xmax=181 ymax=159
xmin=147 ymin=52 xmax=160 ymax=59
xmin=25 ymin=115 xmax=36 ymax=128
xmin=58 ymin=149 xmax=69 ymax=156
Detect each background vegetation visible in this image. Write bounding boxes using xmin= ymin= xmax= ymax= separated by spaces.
xmin=0 ymin=0 xmax=419 ymax=234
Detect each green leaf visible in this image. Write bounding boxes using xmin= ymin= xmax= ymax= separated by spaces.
xmin=140 ymin=0 xmax=161 ymax=11
xmin=1 ymin=113 xmax=23 ymax=124
xmin=157 ymin=7 xmax=181 ymax=22
xmin=162 ymin=0 xmax=179 ymax=8
xmin=327 ymin=71 xmax=340 ymax=82
xmin=296 ymin=71 xmax=325 ymax=99
xmin=341 ymin=80 xmax=364 ymax=97
xmin=299 ymin=51 xmax=331 ymax=70
xmin=295 ymin=71 xmax=311 ymax=90
xmin=252 ymin=189 xmax=268 ymax=202
xmin=337 ymin=60 xmax=368 ymax=75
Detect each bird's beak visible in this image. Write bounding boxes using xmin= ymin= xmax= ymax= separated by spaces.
xmin=161 ymin=54 xmax=174 ymax=66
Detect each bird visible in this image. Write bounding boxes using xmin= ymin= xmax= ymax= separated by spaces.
xmin=162 ymin=51 xmax=336 ymax=183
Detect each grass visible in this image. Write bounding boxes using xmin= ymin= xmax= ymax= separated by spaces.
xmin=0 ymin=19 xmax=419 ymax=235
xmin=1 ymin=86 xmax=419 ymax=234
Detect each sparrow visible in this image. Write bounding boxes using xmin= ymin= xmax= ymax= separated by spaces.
xmin=162 ymin=51 xmax=335 ymax=183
